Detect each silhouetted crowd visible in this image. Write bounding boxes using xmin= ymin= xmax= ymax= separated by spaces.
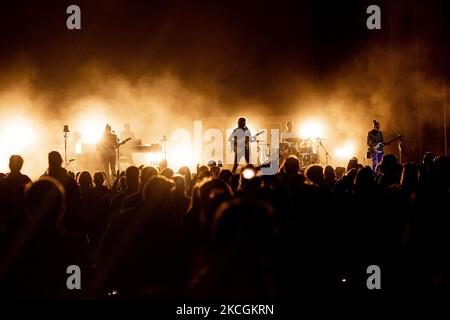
xmin=0 ymin=150 xmax=449 ymax=299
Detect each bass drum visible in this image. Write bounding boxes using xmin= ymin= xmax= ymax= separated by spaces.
xmin=299 ymin=146 xmax=313 ymax=154
xmin=300 ymin=153 xmax=319 ymax=167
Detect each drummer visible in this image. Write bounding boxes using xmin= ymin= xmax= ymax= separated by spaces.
xmin=281 ymin=121 xmax=301 ymax=146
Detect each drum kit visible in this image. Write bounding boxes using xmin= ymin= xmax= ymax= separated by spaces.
xmin=279 ymin=137 xmax=323 ymax=167
xmin=255 ymin=136 xmax=331 ymax=168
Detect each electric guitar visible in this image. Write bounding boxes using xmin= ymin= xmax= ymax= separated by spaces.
xmin=369 ymin=134 xmax=403 ymax=155
xmin=114 ymin=137 xmax=132 ymax=149
xmin=231 ymin=130 xmax=265 ymax=153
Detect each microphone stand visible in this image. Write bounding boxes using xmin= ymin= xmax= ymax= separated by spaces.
xmin=64 ymin=131 xmax=68 ymax=167
xmin=318 ymin=140 xmax=332 ymax=165
xmin=256 ymin=139 xmax=261 ymax=166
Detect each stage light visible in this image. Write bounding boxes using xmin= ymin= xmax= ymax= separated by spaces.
xmin=299 ymin=120 xmax=326 ymax=139
xmin=145 ymin=152 xmax=155 ymax=163
xmin=169 ymin=144 xmax=192 ymax=169
xmin=75 ymin=143 xmax=82 ymax=155
xmin=0 ymin=118 xmax=38 ymax=154
xmin=242 ymin=168 xmax=256 ymax=179
xmin=0 ymin=117 xmax=39 ymax=173
xmin=334 ymin=142 xmax=356 ymax=160
xmin=79 ymin=121 xmax=104 ymax=144
xmin=145 ymin=152 xmax=164 ymax=165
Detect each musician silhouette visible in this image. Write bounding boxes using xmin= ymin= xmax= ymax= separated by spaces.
xmin=229 ymin=117 xmax=252 ymax=173
xmin=120 ymin=123 xmax=135 ymax=141
xmin=97 ymin=124 xmax=118 ymax=180
xmin=281 ymin=121 xmax=299 ymax=143
xmin=367 ymin=120 xmax=384 ymax=171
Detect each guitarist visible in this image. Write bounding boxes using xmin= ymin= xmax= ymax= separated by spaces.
xmin=229 ymin=117 xmax=253 ymax=173
xmin=98 ymin=124 xmax=119 ymax=180
xmin=367 ymin=120 xmax=384 ymax=171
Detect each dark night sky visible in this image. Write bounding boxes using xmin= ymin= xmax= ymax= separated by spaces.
xmin=0 ymin=0 xmax=448 ymax=109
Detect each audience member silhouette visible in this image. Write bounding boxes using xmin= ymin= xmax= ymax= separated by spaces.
xmin=0 ymin=155 xmax=31 ymax=230
xmin=43 ymin=151 xmax=82 ymax=230
xmin=218 ymin=168 xmax=232 ymax=185
xmin=324 ymin=165 xmax=337 ymax=191
xmin=122 ymin=166 xmax=158 ymax=210
xmin=161 ymin=167 xmax=174 ymax=179
xmin=78 ymin=170 xmax=93 ymax=207
xmin=111 ymin=166 xmax=140 ymax=212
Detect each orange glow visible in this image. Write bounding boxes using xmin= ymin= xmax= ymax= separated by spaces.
xmin=333 ymin=141 xmax=357 ymax=160
xmin=0 ymin=117 xmax=38 ymax=152
xmin=0 ymin=117 xmax=39 ymax=173
xmin=145 ymin=151 xmax=164 ymax=164
xmin=299 ymin=119 xmax=326 ymax=139
xmin=169 ymin=144 xmax=192 ymax=169
xmin=79 ymin=120 xmax=104 ymax=144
